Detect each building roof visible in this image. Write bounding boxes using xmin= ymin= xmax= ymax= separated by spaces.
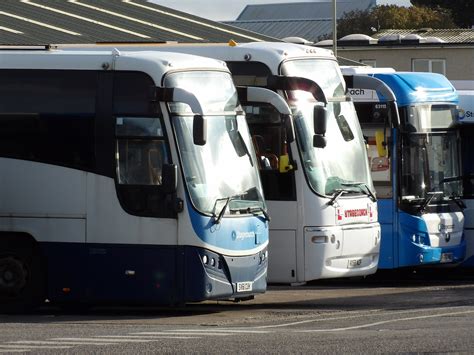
xmin=228 ymin=0 xmax=378 ymax=44
xmin=0 ymin=0 xmax=277 ymax=45
xmin=374 ymin=29 xmax=474 ymax=44
xmin=224 ymin=19 xmax=332 ymax=43
xmin=237 ymin=0 xmax=376 ymax=21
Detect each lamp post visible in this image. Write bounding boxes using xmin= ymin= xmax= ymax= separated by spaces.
xmin=332 ymin=0 xmax=337 ymax=57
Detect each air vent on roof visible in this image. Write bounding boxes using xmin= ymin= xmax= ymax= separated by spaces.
xmin=401 ymin=34 xmax=423 ymax=44
xmin=338 ymin=34 xmax=377 ymax=46
xmin=423 ymin=36 xmax=445 ymax=43
xmin=415 ymin=28 xmax=433 ymax=34
xmin=283 ymin=37 xmax=314 ymax=45
xmin=315 ymin=39 xmax=333 ymax=46
xmin=378 ymin=34 xmax=404 ymax=44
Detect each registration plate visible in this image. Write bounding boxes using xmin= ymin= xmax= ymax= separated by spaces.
xmin=347 ymin=258 xmax=363 ymax=268
xmin=236 ymin=281 xmax=253 ymax=293
xmin=440 ymin=252 xmax=454 ymax=263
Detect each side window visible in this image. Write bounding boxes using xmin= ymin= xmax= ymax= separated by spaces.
xmin=245 ymin=103 xmax=296 ymax=201
xmin=116 ymin=117 xmax=169 ymax=186
xmin=0 ymin=70 xmax=96 ymax=170
xmin=113 ymin=72 xmax=175 ymax=218
xmin=354 ymin=102 xmax=393 ymax=198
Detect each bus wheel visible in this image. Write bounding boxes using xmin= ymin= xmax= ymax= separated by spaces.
xmin=0 ymin=252 xmax=44 ymax=313
xmin=0 ymin=256 xmax=28 ymax=296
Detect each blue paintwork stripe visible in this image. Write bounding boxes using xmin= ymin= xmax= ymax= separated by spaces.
xmin=186 ymin=198 xmax=269 ymax=252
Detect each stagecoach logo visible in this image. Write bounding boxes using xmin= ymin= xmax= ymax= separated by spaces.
xmin=232 ymin=231 xmax=256 ymax=241
xmin=344 ymin=209 xmax=368 ymax=218
xmin=439 ymin=224 xmax=453 ymax=242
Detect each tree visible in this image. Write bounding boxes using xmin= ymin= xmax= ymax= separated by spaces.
xmin=337 ymin=5 xmax=457 ymax=38
xmin=411 ymin=0 xmax=473 ymax=28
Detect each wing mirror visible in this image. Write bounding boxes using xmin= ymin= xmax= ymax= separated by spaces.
xmin=193 ymin=114 xmax=207 ymax=146
xmin=313 ymin=105 xmax=328 ymax=148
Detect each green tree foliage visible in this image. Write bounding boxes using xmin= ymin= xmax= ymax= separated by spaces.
xmin=411 ymin=0 xmax=473 ymax=28
xmin=337 ymin=5 xmax=457 ymax=38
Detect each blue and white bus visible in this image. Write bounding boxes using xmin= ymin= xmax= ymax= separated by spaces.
xmin=0 ymin=48 xmax=281 ymax=309
xmin=454 ymin=82 xmax=474 ymax=266
xmin=343 ymin=67 xmax=465 ymax=269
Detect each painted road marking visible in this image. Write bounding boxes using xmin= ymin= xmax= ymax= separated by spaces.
xmin=95 ymin=335 xmax=199 ymax=339
xmin=12 ymin=340 xmax=115 ymax=346
xmin=171 ymin=329 xmax=271 ymax=334
xmin=0 ymin=344 xmax=71 ymax=349
xmin=51 ymin=337 xmax=155 ymax=343
xmin=298 ymin=309 xmax=474 ymax=332
xmin=132 ymin=332 xmax=230 ymax=336
xmin=251 ymin=305 xmax=474 ymax=329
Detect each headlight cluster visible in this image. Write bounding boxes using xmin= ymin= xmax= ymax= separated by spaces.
xmin=259 ymin=249 xmax=268 ymax=265
xmin=412 ymin=233 xmax=428 ymax=246
xmin=202 ymin=253 xmax=221 ymax=269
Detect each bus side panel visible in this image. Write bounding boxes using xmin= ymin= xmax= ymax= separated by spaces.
xmin=41 ymin=243 xmax=180 ymax=305
xmin=0 ymin=158 xmax=87 ymax=218
xmin=267 ymin=230 xmax=297 ymax=283
xmin=86 ymin=244 xmax=180 ymax=305
xmin=461 ymin=199 xmax=474 ymax=266
xmin=266 ymin=200 xmax=298 ymax=283
xmin=85 ymin=175 xmax=178 ymax=246
xmin=378 ymin=198 xmax=395 ymax=269
xmin=40 ymin=242 xmax=88 ymax=303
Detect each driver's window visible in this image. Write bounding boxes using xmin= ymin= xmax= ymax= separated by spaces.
xmin=245 ymin=103 xmax=296 ymax=201
xmin=116 ymin=117 xmax=169 ymax=186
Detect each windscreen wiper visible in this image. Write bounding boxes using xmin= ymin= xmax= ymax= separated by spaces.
xmin=420 ymin=191 xmax=444 ymax=213
xmin=327 ymin=189 xmax=348 ymax=206
xmin=341 ymin=182 xmax=378 ymax=202
xmin=247 ymin=206 xmax=271 ymax=222
xmin=212 ymin=195 xmax=239 ymax=224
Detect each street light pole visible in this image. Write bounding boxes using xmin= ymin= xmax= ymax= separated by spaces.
xmin=332 ymin=0 xmax=337 ymax=58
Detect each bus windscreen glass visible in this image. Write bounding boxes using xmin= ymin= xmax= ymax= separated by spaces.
xmin=165 ymin=71 xmax=266 ymax=215
xmin=281 ymin=59 xmax=373 ymax=197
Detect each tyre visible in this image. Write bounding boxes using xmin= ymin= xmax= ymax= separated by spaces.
xmin=0 ymin=248 xmax=45 ymax=314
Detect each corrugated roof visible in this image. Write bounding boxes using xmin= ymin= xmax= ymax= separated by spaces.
xmin=374 ymin=29 xmax=474 ymax=44
xmin=237 ymin=0 xmax=376 ymax=21
xmin=225 ymin=19 xmax=333 ymax=43
xmin=0 ymin=0 xmax=278 ymax=45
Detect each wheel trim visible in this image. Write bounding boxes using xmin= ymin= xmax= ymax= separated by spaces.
xmin=0 ymin=257 xmax=28 ymax=295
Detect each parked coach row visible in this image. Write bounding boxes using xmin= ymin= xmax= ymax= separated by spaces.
xmin=0 ymin=42 xmax=469 ymax=311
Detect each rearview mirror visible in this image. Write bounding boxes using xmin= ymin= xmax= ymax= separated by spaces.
xmin=193 ymin=115 xmax=207 ymax=146
xmin=313 ymin=105 xmax=327 ymax=135
xmin=313 ymin=134 xmax=327 ymax=148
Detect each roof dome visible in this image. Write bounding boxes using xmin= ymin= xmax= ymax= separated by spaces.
xmin=282 ymin=37 xmax=313 ymax=45
xmin=378 ymin=34 xmax=404 ymax=42
xmin=340 ymin=34 xmax=375 ymax=41
xmin=315 ymin=39 xmax=333 ymax=46
xmin=403 ymin=34 xmax=423 ymax=41
xmin=423 ymin=36 xmax=445 ymax=43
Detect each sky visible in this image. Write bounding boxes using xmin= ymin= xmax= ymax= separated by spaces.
xmin=151 ymin=0 xmax=412 ymax=21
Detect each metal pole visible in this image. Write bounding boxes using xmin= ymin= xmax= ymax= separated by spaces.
xmin=332 ymin=0 xmax=337 ymax=58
